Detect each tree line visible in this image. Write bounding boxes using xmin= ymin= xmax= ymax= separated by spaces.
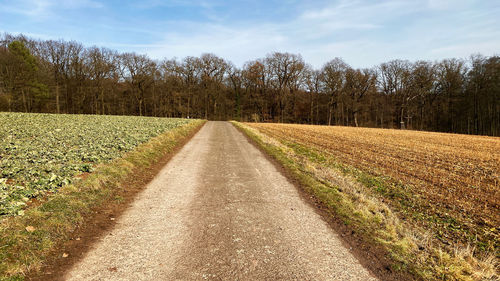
xmin=1 ymin=33 xmax=498 ymax=136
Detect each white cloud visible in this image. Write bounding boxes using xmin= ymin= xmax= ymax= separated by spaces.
xmin=106 ymin=0 xmax=497 ymax=69
xmin=3 ymin=0 xmax=498 ymax=69
xmin=143 ymin=23 xmax=286 ymax=62
xmin=0 ymin=0 xmax=103 ymax=18
xmin=62 ymin=0 xmax=103 ymax=9
xmin=130 ymin=0 xmax=414 ymax=67
xmin=130 ymin=0 xmax=220 ymax=10
xmin=426 ymin=0 xmax=477 ymax=11
xmin=0 ymin=0 xmax=52 ymax=17
xmin=0 ymin=29 xmax=56 ymax=40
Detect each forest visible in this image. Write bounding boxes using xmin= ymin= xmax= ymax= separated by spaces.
xmin=1 ymin=33 xmax=498 ymax=136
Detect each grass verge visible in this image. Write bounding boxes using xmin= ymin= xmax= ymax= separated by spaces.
xmin=0 ymin=120 xmax=205 ymax=280
xmin=232 ymin=121 xmax=497 ymax=281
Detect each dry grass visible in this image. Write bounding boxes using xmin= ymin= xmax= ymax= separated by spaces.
xmin=0 ymin=120 xmax=205 ymax=280
xmin=246 ymin=123 xmax=499 ymax=251
xmin=235 ymin=122 xmax=498 ymax=281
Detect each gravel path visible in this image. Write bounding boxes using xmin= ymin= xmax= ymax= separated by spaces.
xmin=65 ymin=121 xmax=377 ymax=280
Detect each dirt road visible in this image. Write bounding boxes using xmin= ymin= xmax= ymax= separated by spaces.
xmin=64 ymin=121 xmax=377 ymax=280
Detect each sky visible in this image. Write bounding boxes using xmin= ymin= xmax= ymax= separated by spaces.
xmin=0 ymin=0 xmax=499 ymax=68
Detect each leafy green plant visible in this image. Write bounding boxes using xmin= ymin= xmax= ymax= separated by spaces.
xmin=0 ymin=112 xmax=191 ymax=216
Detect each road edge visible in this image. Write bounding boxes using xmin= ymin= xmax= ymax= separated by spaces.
xmin=231 ymin=121 xmax=418 ymax=281
xmin=0 ymin=120 xmax=206 ymax=281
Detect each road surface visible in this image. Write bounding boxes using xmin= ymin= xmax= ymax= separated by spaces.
xmin=65 ymin=121 xmax=377 ymax=280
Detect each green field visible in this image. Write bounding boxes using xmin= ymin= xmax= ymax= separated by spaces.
xmin=0 ymin=113 xmax=191 ymax=216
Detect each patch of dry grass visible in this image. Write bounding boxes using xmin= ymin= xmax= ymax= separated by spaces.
xmin=0 ymin=120 xmax=205 ymax=280
xmin=247 ymin=123 xmax=499 ymax=247
xmin=233 ymin=121 xmax=498 ymax=281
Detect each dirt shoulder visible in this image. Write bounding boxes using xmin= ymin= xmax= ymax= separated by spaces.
xmin=49 ymin=121 xmax=377 ymax=280
xmin=233 ymin=121 xmax=498 ymax=281
xmin=0 ymin=120 xmax=205 ymax=280
xmin=232 ymin=121 xmax=416 ymax=281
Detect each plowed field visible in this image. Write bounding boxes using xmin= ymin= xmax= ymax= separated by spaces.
xmin=245 ymin=123 xmax=499 ymax=248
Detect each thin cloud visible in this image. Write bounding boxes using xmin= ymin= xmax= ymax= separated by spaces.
xmin=128 ymin=0 xmax=500 ymax=68
xmin=130 ymin=0 xmax=220 ymax=10
xmin=0 ymin=0 xmax=52 ymax=17
xmin=0 ymin=0 xmax=103 ymax=18
xmin=1 ymin=0 xmax=498 ymax=69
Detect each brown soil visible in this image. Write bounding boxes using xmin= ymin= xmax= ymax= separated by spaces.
xmin=234 ymin=123 xmax=417 ymax=281
xmin=29 ymin=121 xmax=414 ymax=280
xmin=247 ymin=123 xmax=500 ymax=253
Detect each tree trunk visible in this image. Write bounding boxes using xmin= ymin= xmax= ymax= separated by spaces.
xmin=214 ymin=100 xmax=217 ymax=120
xmin=341 ymin=102 xmax=344 ymax=125
xmin=94 ymin=87 xmax=98 ymax=114
xmin=101 ymin=88 xmax=105 ymax=115
xmin=316 ymin=94 xmax=319 ymax=125
xmin=65 ymin=85 xmax=69 ymax=114
xmin=400 ymin=107 xmax=405 ymax=129
xmin=309 ymin=92 xmax=314 ymax=124
xmin=420 ymin=104 xmax=424 ymax=130
xmin=205 ymin=89 xmax=208 ymax=119
xmin=328 ymin=105 xmax=332 ymax=126
xmin=152 ymin=83 xmax=157 ymax=117
xmin=56 ymin=84 xmax=60 ymax=114
xmin=21 ymin=88 xmax=28 ymax=113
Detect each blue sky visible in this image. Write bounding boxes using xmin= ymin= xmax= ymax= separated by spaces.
xmin=0 ymin=0 xmax=499 ymax=68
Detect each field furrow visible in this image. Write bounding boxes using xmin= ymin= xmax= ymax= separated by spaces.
xmin=246 ymin=123 xmax=500 ymax=250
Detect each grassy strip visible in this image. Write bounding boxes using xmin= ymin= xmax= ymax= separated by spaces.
xmin=283 ymin=141 xmax=492 ymax=253
xmin=0 ymin=120 xmax=205 ymax=280
xmin=232 ymin=121 xmax=497 ymax=281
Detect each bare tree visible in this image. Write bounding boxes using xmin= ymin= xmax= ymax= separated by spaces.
xmin=344 ymin=68 xmax=376 ymax=127
xmin=40 ymin=40 xmax=68 ymax=113
xmin=304 ymin=67 xmax=323 ymax=124
xmin=409 ymin=61 xmax=436 ymax=130
xmin=242 ymin=59 xmax=270 ymax=121
xmin=179 ymin=56 xmax=201 ymax=118
xmin=435 ymin=58 xmax=466 ymax=132
xmin=1 ymin=32 xmax=498 ymax=136
xmin=85 ymin=47 xmax=116 ymax=114
xmin=226 ymin=63 xmax=243 ymax=120
xmin=378 ymin=60 xmax=414 ymax=128
xmin=321 ymin=58 xmax=349 ymax=125
xmin=266 ymin=52 xmax=305 ymax=122
xmin=198 ymin=53 xmax=228 ymax=119
xmin=120 ymin=53 xmax=156 ymax=116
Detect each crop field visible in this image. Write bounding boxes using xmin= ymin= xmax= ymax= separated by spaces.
xmin=244 ymin=123 xmax=499 ymax=252
xmin=0 ymin=112 xmax=191 ymax=216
